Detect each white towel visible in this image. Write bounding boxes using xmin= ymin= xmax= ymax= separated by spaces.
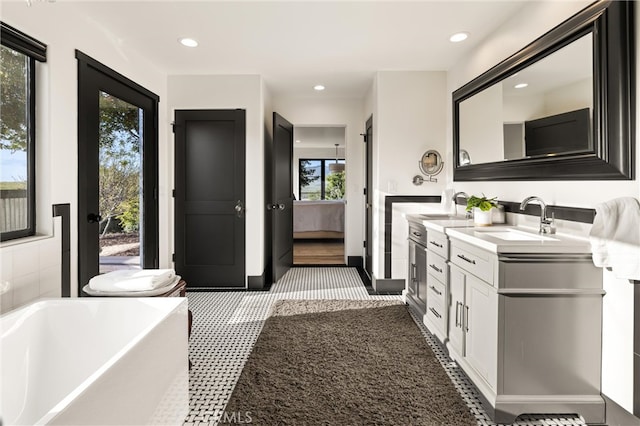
xmin=589 ymin=197 xmax=640 ymax=281
xmin=88 ymin=269 xmax=176 ymax=292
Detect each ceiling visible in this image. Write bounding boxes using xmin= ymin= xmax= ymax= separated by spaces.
xmin=38 ymin=1 xmax=530 ymax=98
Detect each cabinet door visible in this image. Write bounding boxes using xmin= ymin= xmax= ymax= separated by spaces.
xmin=415 ymin=245 xmax=428 ymax=308
xmin=465 ymin=273 xmax=498 ymax=391
xmin=448 ymin=264 xmax=466 ymax=357
xmin=407 ymin=240 xmax=417 ymax=295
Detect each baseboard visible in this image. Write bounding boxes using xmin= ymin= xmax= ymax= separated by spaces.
xmin=347 ymin=256 xmax=363 ymax=268
xmin=603 ymin=394 xmax=640 ymax=426
xmin=248 ymin=271 xmax=266 ymax=290
xmin=372 ymin=277 xmax=404 ymax=293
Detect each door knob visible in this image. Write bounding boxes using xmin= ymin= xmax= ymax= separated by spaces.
xmin=235 ymin=200 xmax=245 ymax=218
xmin=266 ymin=203 xmax=285 ymax=211
xmin=87 ymin=213 xmax=102 ymax=223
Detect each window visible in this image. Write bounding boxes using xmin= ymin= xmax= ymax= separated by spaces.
xmin=0 ymin=23 xmax=46 ymax=241
xmin=299 ymin=159 xmax=345 ymax=200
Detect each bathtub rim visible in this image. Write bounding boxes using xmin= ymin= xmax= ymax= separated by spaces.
xmin=1 ymin=297 xmax=188 ymax=425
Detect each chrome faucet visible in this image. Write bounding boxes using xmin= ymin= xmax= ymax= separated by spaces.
xmin=452 ymin=192 xmax=472 ymax=219
xmin=520 ymin=196 xmax=555 ymax=234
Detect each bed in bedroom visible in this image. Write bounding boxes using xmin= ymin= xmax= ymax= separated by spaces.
xmin=293 ymin=200 xmax=345 ymax=239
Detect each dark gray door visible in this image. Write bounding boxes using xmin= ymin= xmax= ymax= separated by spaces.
xmin=365 ymin=115 xmax=373 ymax=281
xmin=174 ymin=109 xmax=246 ymax=288
xmin=271 ymin=112 xmax=294 ymax=283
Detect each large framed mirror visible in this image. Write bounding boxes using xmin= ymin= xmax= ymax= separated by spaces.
xmin=453 ymin=0 xmax=634 ymax=181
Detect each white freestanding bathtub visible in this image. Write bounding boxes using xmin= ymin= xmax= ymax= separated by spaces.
xmin=0 ymin=297 xmax=189 ymax=425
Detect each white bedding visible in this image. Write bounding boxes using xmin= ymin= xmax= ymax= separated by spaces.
xmin=293 ymin=200 xmax=345 ymax=233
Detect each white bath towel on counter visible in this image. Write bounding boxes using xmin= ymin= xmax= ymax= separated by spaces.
xmin=589 ymin=197 xmax=640 ymax=281
xmin=88 ymin=269 xmax=176 ymax=292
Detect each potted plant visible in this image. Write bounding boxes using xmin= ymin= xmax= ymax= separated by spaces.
xmin=466 ymin=194 xmax=498 ymax=226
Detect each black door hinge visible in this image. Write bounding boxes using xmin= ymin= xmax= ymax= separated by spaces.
xmin=171 ymin=121 xmax=176 ymax=133
xmin=172 ymin=189 xmax=176 ymax=198
xmin=363 ymin=241 xmax=367 ymax=248
xmin=172 ymin=253 xmax=176 ymax=262
xmin=363 ymin=188 xmax=367 ymax=196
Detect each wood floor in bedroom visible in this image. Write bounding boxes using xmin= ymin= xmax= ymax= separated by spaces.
xmin=293 ymin=239 xmax=345 ymax=265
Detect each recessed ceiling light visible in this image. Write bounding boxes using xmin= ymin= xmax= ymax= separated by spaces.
xmin=313 ymin=85 xmax=325 ymax=91
xmin=179 ymin=38 xmax=198 ymax=48
xmin=514 ymin=83 xmax=528 ymax=89
xmin=295 ymin=140 xmax=301 ymax=144
xmin=449 ymin=32 xmax=469 ymax=43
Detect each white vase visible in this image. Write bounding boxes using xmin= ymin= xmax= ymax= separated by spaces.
xmin=473 ymin=207 xmax=493 ymax=226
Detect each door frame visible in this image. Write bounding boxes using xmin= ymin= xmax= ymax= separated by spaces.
xmin=76 ymin=51 xmax=159 ymax=294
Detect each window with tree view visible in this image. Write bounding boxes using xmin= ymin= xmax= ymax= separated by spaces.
xmin=299 ymin=159 xmax=345 ymax=200
xmin=0 ymin=24 xmax=45 ymax=241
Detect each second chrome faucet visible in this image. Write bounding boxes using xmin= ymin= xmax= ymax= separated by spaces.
xmin=520 ymin=196 xmax=556 ymax=234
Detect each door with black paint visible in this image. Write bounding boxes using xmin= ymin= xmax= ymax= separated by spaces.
xmin=364 ymin=115 xmax=373 ymax=281
xmin=77 ymin=51 xmax=159 ymax=295
xmin=270 ymin=113 xmax=294 ymax=283
xmin=174 ymin=109 xmax=246 ymax=288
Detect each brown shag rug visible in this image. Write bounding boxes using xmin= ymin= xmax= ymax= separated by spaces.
xmin=219 ymin=300 xmax=476 ymax=425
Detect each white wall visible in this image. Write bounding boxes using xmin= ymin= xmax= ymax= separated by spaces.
xmin=271 ymin=96 xmax=365 ymax=260
xmin=167 ymin=75 xmax=265 ymax=281
xmin=543 ymin=77 xmax=591 ymax=117
xmin=373 ymin=71 xmax=447 ymax=278
xmin=0 ymin=2 xmax=168 ymax=304
xmin=447 ymin=0 xmax=638 ymax=412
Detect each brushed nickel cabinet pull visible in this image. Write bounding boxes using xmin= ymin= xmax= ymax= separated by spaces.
xmin=429 ymin=264 xmax=442 ymax=273
xmin=457 ymin=254 xmax=476 ymax=265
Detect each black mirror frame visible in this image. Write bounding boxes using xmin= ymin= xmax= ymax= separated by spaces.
xmin=453 ymin=0 xmax=634 ymax=181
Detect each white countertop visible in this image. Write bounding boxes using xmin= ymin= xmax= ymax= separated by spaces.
xmin=444 ymin=225 xmax=592 ymax=254
xmin=422 ymin=217 xmax=474 ymax=233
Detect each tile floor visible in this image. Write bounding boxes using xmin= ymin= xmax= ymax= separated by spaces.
xmin=185 ymin=267 xmax=586 ymax=426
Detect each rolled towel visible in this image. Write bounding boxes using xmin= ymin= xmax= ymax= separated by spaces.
xmin=89 ymin=269 xmax=176 ymax=292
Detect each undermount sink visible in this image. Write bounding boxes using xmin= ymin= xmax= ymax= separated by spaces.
xmin=474 ymin=228 xmax=559 ymax=242
xmin=445 ymin=226 xmax=591 ymax=255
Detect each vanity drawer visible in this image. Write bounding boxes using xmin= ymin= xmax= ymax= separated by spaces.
xmin=427 ymin=252 xmax=447 ymax=283
xmin=426 ymin=293 xmax=446 ymax=336
xmin=427 ymin=230 xmax=448 ymax=258
xmin=450 ymin=241 xmax=495 ymax=285
xmin=426 ymin=275 xmax=446 ymax=306
xmin=408 ymin=221 xmax=427 ymax=246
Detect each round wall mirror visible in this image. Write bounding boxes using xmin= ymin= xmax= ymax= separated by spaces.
xmin=419 ymin=150 xmax=443 ymax=177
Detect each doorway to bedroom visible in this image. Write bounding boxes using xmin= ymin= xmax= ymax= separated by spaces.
xmin=292 ymin=126 xmax=346 ymax=265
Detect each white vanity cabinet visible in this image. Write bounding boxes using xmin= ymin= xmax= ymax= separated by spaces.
xmin=444 ymin=230 xmax=605 ymax=424
xmin=448 ymin=263 xmax=498 ymax=391
xmin=423 ymin=229 xmax=449 ymax=343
